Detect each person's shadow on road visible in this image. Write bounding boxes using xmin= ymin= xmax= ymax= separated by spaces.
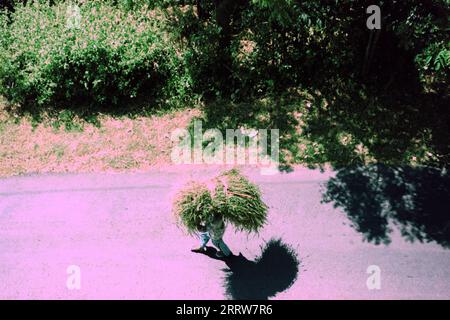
xmin=195 ymin=238 xmax=299 ymax=300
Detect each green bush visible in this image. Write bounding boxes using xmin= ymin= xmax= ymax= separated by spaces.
xmin=0 ymin=0 xmax=191 ymax=112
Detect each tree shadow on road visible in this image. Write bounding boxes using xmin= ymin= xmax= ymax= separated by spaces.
xmin=323 ymin=165 xmax=450 ymax=248
xmin=219 ymin=239 xmax=299 ymax=300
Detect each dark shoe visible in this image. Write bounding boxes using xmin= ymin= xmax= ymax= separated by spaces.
xmin=191 ymin=246 xmax=206 ymax=253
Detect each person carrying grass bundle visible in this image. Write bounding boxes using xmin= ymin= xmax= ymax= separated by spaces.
xmin=173 ymin=169 xmax=268 ymax=259
xmin=191 ymin=212 xmax=232 ymax=258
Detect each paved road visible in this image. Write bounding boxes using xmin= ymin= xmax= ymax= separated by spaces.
xmin=0 ymin=167 xmax=449 ymax=299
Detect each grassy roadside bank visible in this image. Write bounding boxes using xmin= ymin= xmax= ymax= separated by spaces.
xmin=1 ymin=93 xmax=441 ymax=178
xmin=0 ymin=99 xmax=200 ymax=177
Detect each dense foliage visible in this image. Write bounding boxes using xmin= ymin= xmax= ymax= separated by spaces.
xmin=0 ymin=0 xmax=448 ymax=167
xmin=0 ymin=1 xmax=190 ymax=113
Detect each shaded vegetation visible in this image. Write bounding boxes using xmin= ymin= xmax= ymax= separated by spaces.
xmin=164 ymin=0 xmax=449 ymax=168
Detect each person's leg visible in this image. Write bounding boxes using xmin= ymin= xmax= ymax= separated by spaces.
xmin=212 ymin=238 xmax=232 ymax=257
xmin=200 ymin=232 xmax=211 ymax=247
xmin=192 ymin=232 xmax=210 ymax=252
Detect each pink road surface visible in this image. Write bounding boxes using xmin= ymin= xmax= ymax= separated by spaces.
xmin=0 ymin=166 xmax=449 ymax=299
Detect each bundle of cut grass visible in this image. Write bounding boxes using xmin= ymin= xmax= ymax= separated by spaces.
xmin=173 ymin=169 xmax=268 ymax=235
xmin=173 ymin=182 xmax=214 ymax=235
